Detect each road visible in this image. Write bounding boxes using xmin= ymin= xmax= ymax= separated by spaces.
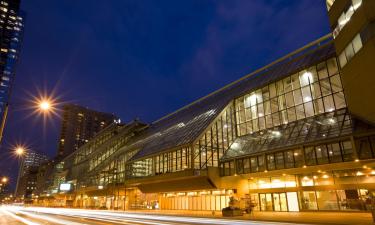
xmin=0 ymin=206 xmax=310 ymax=225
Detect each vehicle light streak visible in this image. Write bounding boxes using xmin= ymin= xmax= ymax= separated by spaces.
xmin=3 ymin=206 xmax=310 ymax=225
xmin=0 ymin=206 xmax=40 ymax=225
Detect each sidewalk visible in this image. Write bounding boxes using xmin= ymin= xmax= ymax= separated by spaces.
xmin=119 ymin=209 xmax=374 ymax=225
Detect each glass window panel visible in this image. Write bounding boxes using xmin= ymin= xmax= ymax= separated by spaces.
xmin=258 ymin=104 xmax=264 ymax=117
xmin=272 ymin=113 xmax=280 ymax=126
xmin=327 ymin=58 xmax=338 ymax=76
xmin=317 ymin=62 xmax=328 ymax=79
xmin=258 ymin=155 xmax=265 ymax=171
xmin=262 ymin=86 xmax=270 ymax=101
xmin=269 ymin=83 xmax=277 ymax=98
xmin=312 ymin=83 xmax=322 ymax=99
xmin=284 ymin=150 xmax=295 ymax=168
xmin=291 ymin=74 xmax=300 ymax=90
xmin=345 ymin=43 xmax=355 ymax=61
xmin=256 ymin=90 xmax=263 ymax=103
xmin=302 ymin=86 xmax=312 ymax=103
xmin=264 ymin=100 xmax=271 ymax=115
xmin=284 ymin=77 xmax=292 ymax=92
xmin=250 ymin=157 xmax=258 ymax=172
xmin=305 ymin=146 xmax=317 ymax=166
xmin=238 ymin=110 xmax=246 ymax=123
xmin=275 ymin=152 xmax=285 ymax=169
xmin=294 ymin=149 xmax=304 ymax=167
xmin=313 ymin=98 xmax=325 ymax=114
xmin=244 ymin=158 xmax=250 ymax=174
xmin=300 ymin=191 xmax=318 ymax=210
xmin=339 ymin=51 xmax=347 ymax=68
xmin=271 ymin=98 xmax=279 ymax=113
xmin=286 ymin=92 xmax=294 ymax=108
xmin=353 ymin=34 xmax=363 ymax=53
xmin=299 ymin=71 xmax=312 ymax=87
xmin=341 ymin=141 xmax=354 ymax=162
xmin=296 ymin=105 xmax=305 ymax=120
xmin=357 ymin=138 xmax=373 ymax=159
xmin=236 ymin=159 xmax=244 ymax=174
xmin=316 ymin=191 xmax=339 ymax=210
xmin=320 ymin=78 xmax=332 ymax=96
xmin=304 ymin=102 xmax=315 ymax=117
xmin=330 ymin=75 xmax=343 ymax=93
xmin=280 ymin=110 xmax=288 ymax=125
xmin=245 ymin=108 xmax=252 ymax=121
xmin=252 ymin=119 xmax=259 ymax=132
xmin=267 ymin=154 xmax=275 ymax=171
xmin=278 ymin=95 xmax=286 ymax=110
xmin=316 ymin=145 xmax=329 ymax=164
xmin=246 ymin=121 xmax=253 ymax=134
xmin=276 ymin=80 xmax=284 ymax=95
xmin=324 ymin=95 xmax=335 ymax=112
xmin=334 ymin=92 xmax=346 ymax=109
xmin=287 ymin=107 xmax=297 ymax=122
xmin=236 ymin=97 xmax=245 ymax=110
xmin=293 ymin=89 xmax=303 ymax=105
xmin=328 ymin=143 xmax=343 ymax=163
xmin=259 ymin=117 xmax=266 ymax=130
xmin=265 ymin=115 xmax=273 ymax=128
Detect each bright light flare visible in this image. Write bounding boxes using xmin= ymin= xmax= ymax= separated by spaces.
xmin=15 ymin=146 xmax=25 ymax=156
xmin=1 ymin=177 xmax=8 ymax=183
xmin=39 ymin=100 xmax=51 ymax=111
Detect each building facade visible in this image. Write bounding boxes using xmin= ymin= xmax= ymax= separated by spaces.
xmin=0 ymin=0 xmax=24 ymax=143
xmin=15 ymin=150 xmax=48 ymax=199
xmin=41 ymin=0 xmax=375 ymax=214
xmin=57 ymin=104 xmax=117 ymax=159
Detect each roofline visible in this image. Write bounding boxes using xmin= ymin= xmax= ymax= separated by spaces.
xmin=152 ymin=34 xmax=333 ymax=125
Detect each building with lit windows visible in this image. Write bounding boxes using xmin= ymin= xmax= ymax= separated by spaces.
xmin=57 ymin=104 xmax=117 ymax=159
xmin=0 ymin=0 xmax=24 ymax=144
xmin=15 ymin=150 xmax=48 ymax=199
xmin=43 ymin=0 xmax=375 ymax=214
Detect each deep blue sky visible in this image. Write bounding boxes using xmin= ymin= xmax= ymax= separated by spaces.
xmin=0 ymin=0 xmax=330 ymax=188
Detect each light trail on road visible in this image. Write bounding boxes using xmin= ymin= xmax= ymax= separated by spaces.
xmin=1 ymin=206 xmax=310 ymax=225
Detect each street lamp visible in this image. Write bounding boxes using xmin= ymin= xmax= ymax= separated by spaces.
xmin=1 ymin=177 xmax=8 ymax=183
xmin=15 ymin=146 xmax=25 ymax=156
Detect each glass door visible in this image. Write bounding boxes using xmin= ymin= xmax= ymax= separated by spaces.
xmin=260 ymin=193 xmax=273 ymax=211
xmin=273 ymin=193 xmax=288 ymax=211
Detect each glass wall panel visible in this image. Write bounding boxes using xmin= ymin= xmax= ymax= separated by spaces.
xmin=235 ymin=58 xmax=346 ymax=137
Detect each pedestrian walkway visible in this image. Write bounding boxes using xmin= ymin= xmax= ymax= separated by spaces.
xmin=119 ymin=209 xmax=374 ymax=225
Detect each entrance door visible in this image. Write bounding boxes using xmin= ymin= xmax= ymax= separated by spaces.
xmin=260 ymin=193 xmax=273 ymax=211
xmin=273 ymin=193 xmax=288 ymax=211
xmin=259 ymin=193 xmax=289 ymax=211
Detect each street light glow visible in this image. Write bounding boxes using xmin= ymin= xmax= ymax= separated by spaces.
xmin=1 ymin=177 xmax=8 ymax=183
xmin=15 ymin=146 xmax=25 ymax=156
xmin=39 ymin=100 xmax=51 ymax=111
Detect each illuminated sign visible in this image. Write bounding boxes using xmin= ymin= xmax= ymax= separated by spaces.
xmin=59 ymin=183 xmax=72 ymax=191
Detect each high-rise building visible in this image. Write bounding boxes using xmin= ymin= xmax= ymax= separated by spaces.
xmin=15 ymin=150 xmax=48 ymax=198
xmin=0 ymin=0 xmax=24 ymax=144
xmin=326 ymin=0 xmax=375 ymax=123
xmin=57 ymin=104 xmax=117 ymax=158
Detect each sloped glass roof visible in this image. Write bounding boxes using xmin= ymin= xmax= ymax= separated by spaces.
xmin=129 ymin=40 xmax=336 ymax=161
xmin=222 ymin=108 xmax=375 ymax=160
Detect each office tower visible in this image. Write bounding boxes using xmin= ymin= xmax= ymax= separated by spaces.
xmin=57 ymin=104 xmax=117 ymax=158
xmin=15 ymin=150 xmax=48 ymax=198
xmin=326 ymin=0 xmax=375 ymax=123
xmin=0 ymin=0 xmax=24 ymax=143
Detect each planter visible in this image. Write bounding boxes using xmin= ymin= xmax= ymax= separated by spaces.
xmin=222 ymin=208 xmax=243 ymax=217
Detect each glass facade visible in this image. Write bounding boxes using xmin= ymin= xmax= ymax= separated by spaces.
xmin=221 ymin=139 xmax=356 ymax=176
xmin=235 ymin=58 xmax=345 ymax=137
xmin=248 ymin=169 xmax=375 ymax=211
xmin=193 ymin=105 xmax=236 ymax=169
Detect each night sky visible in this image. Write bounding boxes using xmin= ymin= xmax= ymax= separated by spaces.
xmin=0 ymin=0 xmax=330 ymax=189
